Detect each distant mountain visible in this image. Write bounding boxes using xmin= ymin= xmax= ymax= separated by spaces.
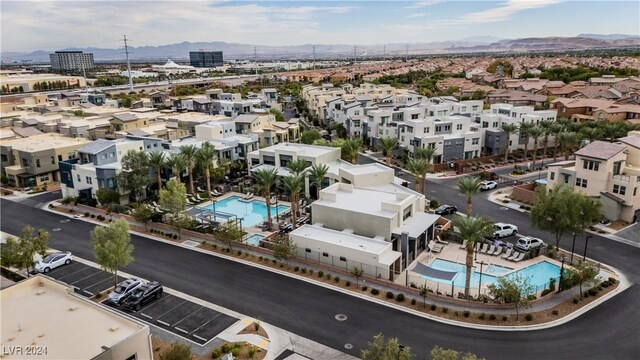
xmin=2 ymin=35 xmax=639 ymax=63
xmin=578 ymin=33 xmax=640 ymax=40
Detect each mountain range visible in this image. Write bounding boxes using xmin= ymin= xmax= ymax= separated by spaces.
xmin=2 ymin=34 xmax=638 ymax=63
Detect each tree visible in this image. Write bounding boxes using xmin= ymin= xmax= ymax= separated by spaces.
xmin=62 ymin=195 xmax=77 ymax=212
xmin=538 ymin=119 xmax=553 ymax=160
xmin=214 ymin=221 xmax=245 ymax=250
xmin=169 ymin=213 xmax=193 ymax=239
xmin=500 ymin=123 xmax=518 ymax=162
xmin=196 ymin=142 xmax=216 ymax=202
xmin=272 ymin=236 xmax=297 ymax=263
xmin=452 ymin=215 xmax=494 ymax=299
xmin=457 ymin=177 xmax=482 ymax=216
xmin=286 ymin=159 xmax=309 ymax=177
xmin=96 ymin=188 xmax=120 ymax=219
xmin=351 ymin=266 xmax=363 ymax=286
xmin=301 ymin=129 xmax=321 ymax=144
xmin=341 ymin=138 xmax=361 ymax=164
xmin=431 ymin=346 xmax=485 ymax=360
xmin=308 ymin=163 xmax=329 ymax=200
xmin=580 ymin=127 xmax=603 ymax=143
xmin=531 ymin=185 xmax=602 ymax=250
xmin=270 ymin=108 xmax=285 ymax=121
xmin=131 ymin=203 xmax=154 ymax=230
xmin=377 ymin=137 xmax=398 ymax=166
xmin=418 ymin=283 xmax=428 ymax=308
xmin=360 ymin=333 xmax=412 ymax=360
xmin=549 ymin=123 xmax=565 ymax=162
xmin=282 ymin=175 xmax=303 ymax=229
xmin=90 ymin=219 xmax=134 ymax=288
xmin=557 ymin=131 xmax=579 ymax=161
xmin=180 ymin=144 xmax=198 ymax=195
xmin=117 ymin=150 xmax=150 ymax=202
xmin=527 ymin=126 xmax=544 ymax=169
xmin=488 ymin=274 xmax=533 ymax=320
xmin=571 ymin=260 xmax=598 ymax=299
xmin=406 ymin=158 xmax=428 ymax=194
xmin=252 ymin=168 xmax=279 ymax=226
xmin=166 ymin=153 xmax=187 ymax=185
xmin=159 ymin=179 xmax=187 ymax=216
xmin=159 ymin=342 xmax=193 ymax=360
xmin=518 ymin=122 xmax=535 ymax=160
xmin=414 ymin=147 xmax=435 ymax=172
xmin=148 ymin=151 xmax=166 ymax=194
xmin=3 ymin=226 xmax=49 ymax=277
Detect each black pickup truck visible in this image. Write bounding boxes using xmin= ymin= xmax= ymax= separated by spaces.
xmin=121 ymin=281 xmax=163 ymax=311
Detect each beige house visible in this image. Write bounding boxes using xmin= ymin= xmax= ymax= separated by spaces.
xmin=1 ymin=276 xmax=152 ymax=360
xmin=546 ymin=133 xmax=640 ymax=223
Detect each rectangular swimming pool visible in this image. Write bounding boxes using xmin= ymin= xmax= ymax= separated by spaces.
xmin=203 ymin=195 xmax=290 ymax=227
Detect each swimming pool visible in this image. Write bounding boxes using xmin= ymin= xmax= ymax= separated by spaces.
xmin=245 ymin=234 xmax=264 ymax=246
xmin=422 ymin=259 xmax=561 ymax=290
xmin=202 ymin=196 xmax=290 ymax=227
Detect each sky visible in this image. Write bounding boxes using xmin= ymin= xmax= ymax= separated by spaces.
xmin=1 ymin=0 xmax=639 ymax=52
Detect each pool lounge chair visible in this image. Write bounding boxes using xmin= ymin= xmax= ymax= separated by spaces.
xmin=459 ymin=240 xmax=468 ymax=249
xmin=475 ymin=242 xmax=482 ymax=252
xmin=428 ymin=240 xmax=444 ymax=253
xmin=492 ymin=246 xmax=504 ymax=256
xmin=507 ymin=251 xmax=521 ymax=261
xmin=197 ymin=186 xmax=206 ymax=193
xmin=436 ymin=236 xmax=449 ymax=245
xmin=212 ymin=190 xmax=221 ymax=196
xmin=501 ymin=249 xmax=513 ymax=260
xmin=512 ymin=252 xmax=526 ymax=262
xmin=479 ymin=243 xmax=490 ymax=254
xmin=485 ymin=245 xmax=496 ymax=254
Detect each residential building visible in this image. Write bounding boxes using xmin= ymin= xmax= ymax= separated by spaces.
xmin=234 ymin=113 xmax=300 ymax=147
xmin=49 ymin=51 xmax=95 ymax=72
xmin=1 ymin=133 xmax=90 ymax=187
xmin=189 ymin=51 xmax=224 ymax=67
xmin=486 ymin=90 xmax=547 ymax=107
xmin=546 ymin=133 xmax=640 ymax=223
xmin=0 ymin=73 xmax=86 ymax=93
xmin=1 ymin=275 xmax=152 ymax=360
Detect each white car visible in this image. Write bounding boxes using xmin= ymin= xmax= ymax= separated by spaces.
xmin=34 ymin=251 xmax=73 ymax=273
xmin=515 ymin=237 xmax=545 ymax=251
xmin=480 ymin=181 xmax=498 ymax=190
xmin=492 ymin=223 xmax=518 ymax=238
xmin=108 ymin=278 xmax=143 ymax=305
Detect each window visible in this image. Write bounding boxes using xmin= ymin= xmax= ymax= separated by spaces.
xmin=575 ymin=178 xmax=588 ymax=188
xmin=550 ymin=172 xmax=555 ymax=180
xmin=305 ymin=248 xmax=311 ymax=253
xmin=40 ymin=175 xmax=49 ymax=182
xmin=456 ymin=124 xmax=463 ymax=130
xmin=482 ymin=121 xmax=488 ymax=128
xmin=86 ymin=177 xmax=92 ymax=184
xmin=322 ymin=252 xmax=329 ymax=257
xmin=472 ymin=138 xmax=479 ymax=145
xmin=101 ymin=153 xmax=108 ymax=159
xmin=339 ymin=256 xmax=346 ymax=262
xmin=613 ymin=184 xmax=626 ymax=195
xmin=50 ymin=156 xmax=55 ymax=164
xmin=423 ymin=127 xmax=428 ymax=133
xmin=411 ymin=114 xmax=419 ymax=119
xmin=583 ymin=160 xmax=600 ymax=171
xmin=36 ymin=159 xmax=41 ymax=168
xmin=77 ymin=174 xmax=81 ymax=182
xmin=493 ymin=122 xmax=498 ymax=128
xmin=435 ymin=125 xmax=442 ymax=132
xmin=613 ymin=161 xmax=622 ymax=175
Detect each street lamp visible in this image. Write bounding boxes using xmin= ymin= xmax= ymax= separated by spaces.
xmin=477 ymin=260 xmax=487 ymax=297
xmin=583 ymin=235 xmax=592 ymax=261
xmin=212 ymin=199 xmax=217 ymax=222
xmin=570 ymin=232 xmax=576 ymax=264
xmin=238 ymin=217 xmax=244 ymax=231
xmin=557 ymin=256 xmax=565 ymax=293
xmin=275 ymin=195 xmax=280 ymax=223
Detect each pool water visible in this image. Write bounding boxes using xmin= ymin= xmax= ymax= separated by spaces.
xmin=203 ymin=196 xmax=289 ymax=227
xmin=245 ymin=234 xmax=264 ymax=246
xmin=423 ymin=259 xmax=561 ymax=290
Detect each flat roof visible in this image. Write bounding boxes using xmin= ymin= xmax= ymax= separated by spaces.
xmin=314 ymin=185 xmax=404 ymax=218
xmin=340 ymin=163 xmax=392 ymax=176
xmin=259 ymin=142 xmax=339 ymax=158
xmin=1 ymin=133 xmax=90 ymax=152
xmin=291 ymin=224 xmax=396 ymax=257
xmin=0 ymin=276 xmax=146 ymax=360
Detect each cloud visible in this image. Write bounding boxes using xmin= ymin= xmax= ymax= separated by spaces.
xmin=458 ymin=0 xmax=563 ymax=24
xmin=405 ymin=1 xmax=441 ymax=9
xmin=405 ymin=13 xmax=429 ymax=19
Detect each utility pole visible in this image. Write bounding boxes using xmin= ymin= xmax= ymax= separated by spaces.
xmin=405 ymin=44 xmax=409 ymax=62
xmin=254 ymin=46 xmax=258 ymax=76
xmin=353 ymin=45 xmax=357 ymax=64
xmin=123 ymin=35 xmax=134 ymax=91
xmin=383 ymin=45 xmax=386 ymax=60
xmin=312 ymin=44 xmax=316 ymax=70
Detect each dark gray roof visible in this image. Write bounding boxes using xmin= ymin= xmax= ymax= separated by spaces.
xmin=113 ymin=113 xmax=139 ymax=122
xmin=575 ymin=141 xmax=626 ymax=160
xmin=21 ymin=118 xmax=39 ymax=126
xmin=193 ymin=98 xmax=212 ymax=105
xmin=12 ymin=127 xmax=43 ymax=138
xmin=234 ymin=114 xmax=258 ymax=123
xmin=76 ymin=139 xmax=115 ymax=155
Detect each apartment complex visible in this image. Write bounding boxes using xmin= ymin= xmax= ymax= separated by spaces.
xmin=1 ymin=276 xmax=152 ymax=360
xmin=49 ymin=51 xmax=95 ymax=71
xmin=546 ymin=132 xmax=640 ymax=223
xmin=189 ymin=51 xmax=224 ymax=67
xmin=234 ymin=113 xmax=300 ymax=148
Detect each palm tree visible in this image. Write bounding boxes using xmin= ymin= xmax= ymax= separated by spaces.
xmin=166 ymin=153 xmax=187 ymax=185
xmin=603 ymin=122 xmax=626 ymax=142
xmin=252 ymin=168 xmax=279 ymax=226
xmin=549 ymin=123 xmax=565 ymax=162
xmin=500 ymin=123 xmax=518 ymax=163
xmin=282 ymin=175 xmax=303 ymax=229
xmin=457 ymin=177 xmax=482 ymax=216
xmin=518 ymin=122 xmax=535 ymax=160
xmin=180 ymin=144 xmax=198 ymax=194
xmin=538 ymin=119 xmax=553 ymax=160
xmin=527 ymin=126 xmax=544 ymax=169
xmin=148 ymin=151 xmax=165 ymax=194
xmin=406 ymin=158 xmax=428 ymax=194
xmin=414 ymin=146 xmax=436 ymax=173
xmin=308 ymin=164 xmax=329 ymax=200
xmin=341 ymin=138 xmax=362 ymax=164
xmin=196 ymin=142 xmax=216 ymax=201
xmin=558 ymin=131 xmax=580 ymax=160
xmin=286 ymin=159 xmax=310 ymax=177
xmin=377 ymin=137 xmax=398 ymax=166
xmin=580 ymin=127 xmax=603 ymax=143
xmin=452 ymin=215 xmax=494 ymax=299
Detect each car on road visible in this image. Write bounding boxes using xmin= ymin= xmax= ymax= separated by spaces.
xmin=515 ymin=236 xmax=545 ymax=251
xmin=434 ymin=205 xmax=458 ymax=215
xmin=479 ymin=181 xmax=498 ymax=191
xmin=108 ymin=278 xmax=142 ymax=305
xmin=34 ymin=251 xmax=73 ymax=273
xmin=121 ymin=281 xmax=163 ymax=311
xmin=492 ymin=223 xmax=518 ymax=238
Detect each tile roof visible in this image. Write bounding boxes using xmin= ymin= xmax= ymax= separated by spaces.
xmin=76 ymin=139 xmax=115 ymax=155
xmin=574 ymin=141 xmax=626 ymax=160
xmin=617 ymin=135 xmax=640 ymax=149
xmin=12 ymin=126 xmax=43 ymax=138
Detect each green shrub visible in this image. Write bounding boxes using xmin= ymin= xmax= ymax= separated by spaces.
xmin=294 ymin=266 xmax=299 ymax=272
xmin=411 ymin=299 xmax=416 ymax=305
xmin=334 ymin=276 xmax=340 ymax=282
xmin=431 ymin=304 xmax=437 ymax=311
xmin=326 ymin=273 xmax=331 ymax=280
xmin=429 ymin=199 xmax=440 ymax=208
xmin=583 ymin=291 xmax=589 ymax=298
xmin=318 ymin=270 xmax=324 ymax=278
xmin=409 ymin=282 xmax=417 ymax=288
xmin=248 ymin=346 xmax=257 ymax=358
xmin=396 ymin=293 xmax=405 ymax=302
xmin=588 ymin=288 xmax=598 ymax=296
xmin=527 ymin=294 xmax=537 ymax=301
xmin=90 ymin=214 xmax=96 ymax=218
xmin=552 ymin=310 xmax=559 ymax=315
xmin=84 ymin=212 xmax=90 ymax=217
xmin=211 ymin=348 xmax=222 ymax=358
xmin=371 ymin=288 xmax=379 ymax=295
xmin=454 ymin=311 xmax=459 ymax=317
xmin=489 ymin=314 xmax=496 ymax=320
xmin=573 ymin=297 xmax=579 ymax=304
xmin=463 ymin=310 xmax=470 ymax=317
xmin=608 ymin=277 xmax=617 ymax=284
xmin=345 ymin=281 xmax=351 ymax=287
xmin=301 ymin=268 xmax=307 ymax=274
xmin=442 ymin=307 xmax=448 ymax=314
xmin=362 ymin=286 xmax=368 ymax=291
xmin=95 ymin=291 xmax=103 ymax=299
xmin=237 ymin=250 xmax=242 ymax=255
xmin=230 ymin=348 xmax=240 ymax=357
xmin=601 ymin=281 xmax=610 ymax=288
xmin=541 ymin=289 xmax=552 ymax=297
xmin=309 ymin=269 xmax=314 ymax=275
xmin=172 ymin=234 xmax=178 ymax=239
xmin=478 ymin=313 xmax=486 ymax=320
xmin=502 ymin=316 xmax=508 ymax=322
xmin=525 ymin=314 xmax=533 ymax=321
xmin=386 ymin=291 xmax=394 ymax=299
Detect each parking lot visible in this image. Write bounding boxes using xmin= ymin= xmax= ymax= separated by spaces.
xmin=45 ymin=261 xmax=238 ymax=345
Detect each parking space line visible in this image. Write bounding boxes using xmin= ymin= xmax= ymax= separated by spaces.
xmin=155 ymin=299 xmax=187 ymax=321
xmin=193 ymin=334 xmax=208 ymax=342
xmin=170 ymin=306 xmax=205 ymax=329
xmin=157 ymin=320 xmax=171 ymax=326
xmin=139 ymin=295 xmax=176 ymax=318
xmin=190 ymin=312 xmax=222 ymax=334
xmin=140 ymin=313 xmax=153 ymax=320
xmin=69 ymin=270 xmax=106 ymax=286
xmin=174 ymin=327 xmax=189 ymax=334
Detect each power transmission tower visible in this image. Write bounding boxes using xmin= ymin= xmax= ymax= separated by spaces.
xmin=312 ymin=45 xmax=316 ymax=69
xmin=254 ymin=47 xmax=258 ymax=76
xmin=383 ymin=45 xmax=386 ymax=60
xmin=353 ymin=45 xmax=357 ymax=63
xmin=405 ymin=44 xmax=409 ymax=62
xmin=123 ymin=35 xmax=133 ymax=91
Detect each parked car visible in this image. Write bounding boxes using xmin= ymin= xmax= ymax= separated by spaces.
xmin=434 ymin=205 xmax=458 ymax=215
xmin=108 ymin=278 xmax=142 ymax=305
xmin=121 ymin=281 xmax=163 ymax=311
xmin=479 ymin=181 xmax=498 ymax=191
xmin=515 ymin=236 xmax=545 ymax=251
xmin=492 ymin=223 xmax=518 ymax=238
xmin=34 ymin=251 xmax=73 ymax=273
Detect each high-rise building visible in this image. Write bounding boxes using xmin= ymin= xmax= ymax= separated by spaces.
xmin=189 ymin=51 xmax=224 ymax=67
xmin=49 ymin=51 xmax=95 ymax=71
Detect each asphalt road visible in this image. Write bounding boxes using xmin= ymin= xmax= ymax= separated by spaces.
xmin=1 ymin=196 xmax=639 ymax=359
